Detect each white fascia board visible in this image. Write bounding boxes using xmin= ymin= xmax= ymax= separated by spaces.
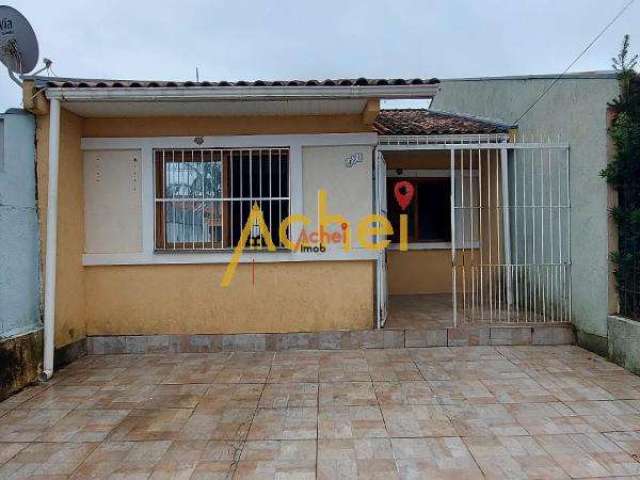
xmin=46 ymin=84 xmax=439 ymax=101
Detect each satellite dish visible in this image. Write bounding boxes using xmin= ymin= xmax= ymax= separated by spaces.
xmin=0 ymin=5 xmax=39 ymax=74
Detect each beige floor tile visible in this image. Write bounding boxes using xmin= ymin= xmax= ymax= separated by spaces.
xmin=528 ymin=372 xmax=615 ymax=402
xmin=381 ymin=404 xmax=456 ymax=437
xmin=37 ymin=408 xmax=130 ymax=442
xmin=464 ymin=435 xmax=569 ymax=479
xmin=147 ymin=440 xmax=212 ymax=479
xmin=518 ymin=414 xmax=598 ymax=435
xmin=109 ymin=408 xmax=193 ymax=441
xmin=0 ymin=442 xmax=96 ymax=479
xmin=111 ymin=365 xmax=175 ymax=386
xmin=140 ymin=384 xmax=208 ymax=409
xmin=0 ymin=384 xmax=51 ymax=410
xmin=319 ymin=405 xmax=387 ymax=439
xmin=196 ymin=384 xmax=263 ymax=413
xmin=259 ymin=383 xmax=318 ymax=409
xmin=319 ymin=352 xmax=371 ymax=382
xmin=364 ymin=349 xmax=414 ymax=364
xmin=409 ymin=347 xmax=458 ymax=363
xmin=565 ymin=400 xmax=640 ymax=416
xmin=189 ymin=441 xmax=240 ymax=479
xmin=592 ymin=374 xmax=640 ymax=400
xmin=215 ymin=365 xmax=271 ymax=384
xmin=481 ymin=377 xmax=557 ymax=403
xmin=537 ymin=433 xmax=640 ymax=478
xmin=505 ymin=401 xmax=576 ymax=420
xmin=318 ymin=438 xmax=399 ymax=480
xmin=429 ymin=379 xmax=497 ymax=404
xmin=0 ymin=443 xmax=29 ymax=465
xmin=56 ymin=367 xmax=127 ymax=386
xmin=18 ymin=385 xmax=101 ymax=410
xmin=273 ymin=351 xmax=321 ymax=366
xmin=605 ymin=431 xmax=640 ymax=456
xmin=70 ymin=440 xmax=173 ymax=479
xmin=444 ymin=402 xmax=529 ymax=437
xmin=391 ymin=437 xmax=484 ymax=480
xmin=227 ymin=352 xmax=274 ymax=367
xmin=162 ymin=364 xmax=224 ymax=384
xmin=248 ymin=407 xmax=317 ymax=440
xmin=373 ymin=382 xmax=437 ymax=405
xmin=180 ymin=408 xmax=256 ymax=441
xmin=319 ymin=382 xmax=377 ymax=407
xmin=268 ymin=365 xmax=319 ymax=383
xmin=0 ymin=408 xmax=72 ymax=442
xmin=367 ymin=362 xmax=423 ymax=382
xmin=75 ymin=384 xmax=157 ymax=410
xmin=580 ymin=414 xmax=640 ymax=433
xmin=235 ymin=440 xmax=316 ymax=479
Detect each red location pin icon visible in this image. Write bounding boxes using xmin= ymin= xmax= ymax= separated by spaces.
xmin=393 ymin=181 xmax=415 ymax=211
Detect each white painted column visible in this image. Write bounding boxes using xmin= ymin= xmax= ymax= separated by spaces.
xmin=42 ymin=98 xmax=61 ymax=380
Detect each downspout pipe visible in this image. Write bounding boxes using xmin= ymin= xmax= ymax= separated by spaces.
xmin=41 ymin=98 xmax=61 ymax=381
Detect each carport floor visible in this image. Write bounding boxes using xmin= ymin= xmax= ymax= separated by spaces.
xmin=1 ymin=346 xmax=640 ymax=479
xmin=387 ymin=294 xmax=454 ymax=330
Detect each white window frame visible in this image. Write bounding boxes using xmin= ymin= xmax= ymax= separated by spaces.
xmin=81 ymin=133 xmax=378 ymax=265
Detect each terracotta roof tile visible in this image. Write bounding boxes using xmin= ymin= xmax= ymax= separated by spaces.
xmin=374 ymin=109 xmax=512 ymax=135
xmin=29 ymin=76 xmax=440 ymax=89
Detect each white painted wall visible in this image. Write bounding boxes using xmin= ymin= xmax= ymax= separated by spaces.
xmin=302 ymin=145 xmax=374 ymax=250
xmin=83 ymin=150 xmax=143 ymax=254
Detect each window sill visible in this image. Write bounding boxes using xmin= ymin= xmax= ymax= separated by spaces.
xmin=389 ymin=241 xmax=480 ymax=251
xmin=82 ymin=249 xmax=379 ymax=266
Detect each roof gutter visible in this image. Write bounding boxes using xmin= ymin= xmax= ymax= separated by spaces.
xmin=44 ymin=84 xmax=440 ymax=101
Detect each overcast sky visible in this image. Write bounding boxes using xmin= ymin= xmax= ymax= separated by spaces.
xmin=1 ymin=0 xmax=638 ymax=112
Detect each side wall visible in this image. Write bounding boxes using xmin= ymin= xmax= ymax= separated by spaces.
xmin=0 ymin=110 xmax=40 ymax=338
xmin=433 ymin=76 xmax=619 ymax=348
xmin=0 ymin=110 xmax=42 ymax=399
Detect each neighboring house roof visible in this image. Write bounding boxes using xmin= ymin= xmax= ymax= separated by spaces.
xmin=438 ymin=70 xmax=618 ymax=82
xmin=374 ymin=109 xmax=512 ymax=135
xmin=25 ymin=76 xmax=440 ymax=89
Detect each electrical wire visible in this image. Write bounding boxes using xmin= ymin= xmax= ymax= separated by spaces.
xmin=514 ymin=0 xmax=636 ymax=125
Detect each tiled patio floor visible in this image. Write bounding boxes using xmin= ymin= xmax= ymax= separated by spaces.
xmin=2 ymin=346 xmax=640 ymax=479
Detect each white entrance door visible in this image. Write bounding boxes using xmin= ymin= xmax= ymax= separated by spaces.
xmin=375 ymin=150 xmax=389 ymax=328
xmin=450 ymin=144 xmax=571 ymax=326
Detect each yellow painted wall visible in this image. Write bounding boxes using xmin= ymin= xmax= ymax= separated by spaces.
xmin=36 ymin=110 xmax=376 ymax=345
xmin=388 ymin=250 xmax=452 ymax=295
xmin=82 ymin=114 xmax=372 ymax=137
xmin=36 ymin=110 xmax=87 ymax=347
xmin=85 ymin=261 xmax=374 ymax=335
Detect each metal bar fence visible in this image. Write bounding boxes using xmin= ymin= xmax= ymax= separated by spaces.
xmin=452 ymin=144 xmax=571 ymax=325
xmin=154 ymin=148 xmax=290 ymax=251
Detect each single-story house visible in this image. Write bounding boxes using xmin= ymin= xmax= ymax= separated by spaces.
xmin=21 ymin=75 xmax=575 ymax=377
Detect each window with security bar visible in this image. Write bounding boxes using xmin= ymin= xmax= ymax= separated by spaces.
xmin=154 ymin=148 xmax=289 ymax=251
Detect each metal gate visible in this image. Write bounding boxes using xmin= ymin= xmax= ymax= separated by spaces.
xmin=451 ymin=143 xmax=571 ymax=326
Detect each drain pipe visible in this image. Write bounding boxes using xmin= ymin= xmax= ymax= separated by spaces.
xmin=41 ymin=98 xmax=61 ymax=381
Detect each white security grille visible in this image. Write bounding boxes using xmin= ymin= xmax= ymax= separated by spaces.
xmin=154 ymin=148 xmax=290 ymax=251
xmin=451 ymin=144 xmax=571 ymax=325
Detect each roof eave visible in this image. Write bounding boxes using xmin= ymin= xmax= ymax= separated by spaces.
xmin=45 ymin=84 xmax=440 ymax=101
